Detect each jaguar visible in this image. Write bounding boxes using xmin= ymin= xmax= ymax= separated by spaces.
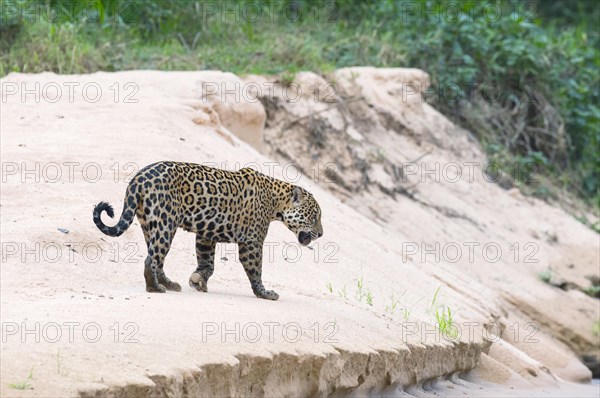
xmin=93 ymin=161 xmax=323 ymax=300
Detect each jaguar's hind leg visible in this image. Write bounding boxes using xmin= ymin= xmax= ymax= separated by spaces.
xmin=143 ymin=226 xmax=179 ymax=293
xmin=144 ymin=255 xmax=165 ymax=293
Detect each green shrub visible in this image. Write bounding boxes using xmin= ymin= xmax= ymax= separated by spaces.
xmin=392 ymin=0 xmax=598 ymax=205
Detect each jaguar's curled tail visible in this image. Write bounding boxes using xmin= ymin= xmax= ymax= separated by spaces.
xmin=93 ymin=186 xmax=139 ymax=237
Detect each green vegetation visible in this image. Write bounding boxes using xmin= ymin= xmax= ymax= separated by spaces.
xmin=8 ymin=367 xmax=33 ymax=390
xmin=350 ymin=277 xmax=373 ymax=305
xmin=576 ymin=215 xmax=600 ymax=234
xmin=327 ymin=276 xmax=374 ymax=306
xmin=429 ymin=286 xmax=441 ymax=313
xmin=279 ymin=71 xmax=296 ymax=88
xmin=395 ymin=291 xmax=422 ymax=320
xmin=435 ymin=306 xmax=458 ymax=339
xmin=385 ymin=293 xmax=400 ymax=315
xmin=355 ymin=277 xmax=364 ymax=301
xmin=384 ymin=292 xmax=417 ymax=320
xmin=401 ymin=0 xmax=600 ymax=208
xmin=326 ymin=281 xmax=333 ymax=293
xmin=593 ymin=320 xmax=600 ymax=336
xmin=401 ymin=307 xmax=411 ymax=321
xmin=583 ymin=284 xmax=600 ymax=298
xmin=538 ymin=268 xmax=553 ymax=284
xmin=365 ymin=289 xmax=373 ymax=306
xmin=427 ymin=287 xmax=459 ymax=338
xmin=1 ymin=0 xmax=597 ymax=208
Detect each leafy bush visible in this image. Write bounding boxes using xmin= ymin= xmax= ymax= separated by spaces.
xmin=388 ymin=0 xmax=598 ymax=204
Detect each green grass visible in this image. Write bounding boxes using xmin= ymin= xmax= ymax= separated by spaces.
xmin=435 ymin=306 xmax=458 ymax=339
xmin=401 ymin=307 xmax=411 ymax=320
xmin=385 ymin=293 xmax=399 ymax=314
xmin=0 ymin=9 xmax=350 ymax=76
xmin=384 ymin=292 xmax=416 ymax=320
xmin=365 ymin=289 xmax=373 ymax=306
xmin=427 ymin=287 xmax=459 ymax=338
xmin=355 ymin=277 xmax=364 ymax=302
xmin=429 ymin=286 xmax=441 ymax=313
xmin=328 ymin=277 xmax=373 ymax=306
xmin=352 ymin=277 xmax=373 ymax=305
xmin=326 ymin=281 xmax=333 ymax=293
xmin=279 ymin=71 xmax=296 ymax=88
xmin=8 ymin=367 xmax=33 ymax=390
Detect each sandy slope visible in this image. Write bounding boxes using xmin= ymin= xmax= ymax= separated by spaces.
xmin=0 ymin=70 xmax=597 ymax=397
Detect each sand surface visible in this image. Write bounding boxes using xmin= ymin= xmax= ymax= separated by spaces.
xmin=0 ymin=70 xmax=598 ymax=397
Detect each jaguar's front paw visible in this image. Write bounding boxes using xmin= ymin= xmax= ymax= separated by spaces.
xmin=189 ymin=272 xmax=207 ymax=292
xmin=256 ymin=289 xmax=279 ymax=301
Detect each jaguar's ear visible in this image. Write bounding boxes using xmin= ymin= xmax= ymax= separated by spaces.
xmin=291 ymin=186 xmax=305 ymax=207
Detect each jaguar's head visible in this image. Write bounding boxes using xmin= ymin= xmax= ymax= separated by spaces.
xmin=277 ymin=186 xmax=323 ymax=246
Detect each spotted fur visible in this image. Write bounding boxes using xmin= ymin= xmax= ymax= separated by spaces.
xmin=93 ymin=161 xmax=323 ymax=300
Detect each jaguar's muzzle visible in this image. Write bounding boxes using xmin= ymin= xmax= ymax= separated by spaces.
xmin=298 ymin=231 xmax=312 ymax=246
